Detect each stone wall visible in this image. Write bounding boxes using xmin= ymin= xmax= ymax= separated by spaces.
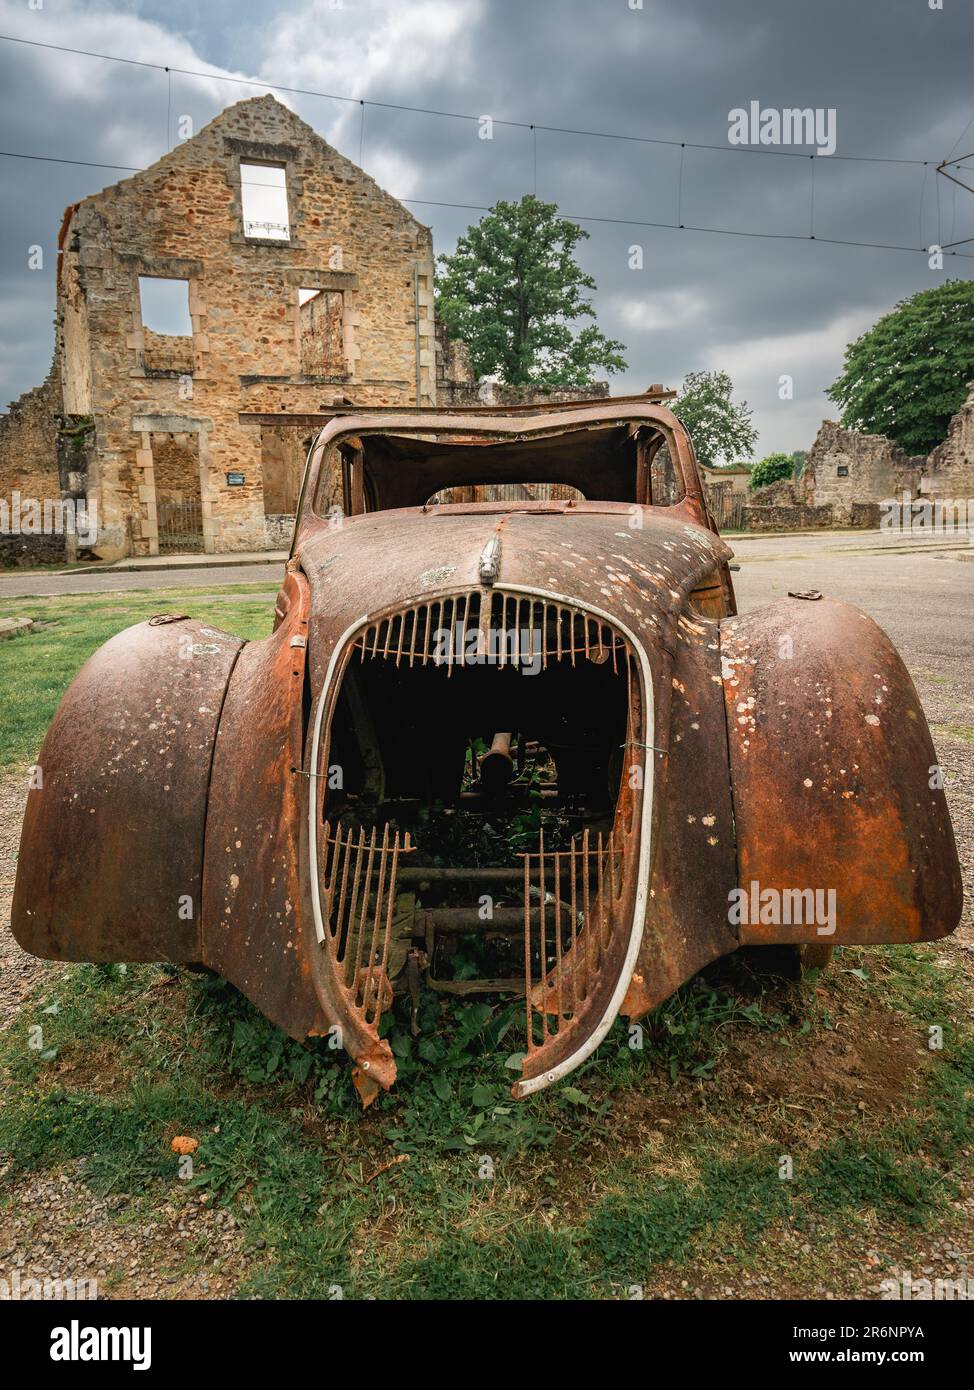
xmin=0 ymin=529 xmax=70 ymax=568
xmin=433 ymin=320 xmax=609 ymax=409
xmin=923 ymin=380 xmax=974 ymax=501
xmin=264 ymin=513 xmax=296 ymax=550
xmin=749 ymin=476 xmax=796 ymax=506
xmin=801 ymin=421 xmax=922 ymax=522
xmin=442 ymin=375 xmax=611 ymax=409
xmin=0 ymin=368 xmax=101 ymax=565
xmin=741 ymin=502 xmax=834 ymax=532
xmin=434 ymin=320 xmax=475 ymax=398
xmin=0 ymin=365 xmax=62 ymax=503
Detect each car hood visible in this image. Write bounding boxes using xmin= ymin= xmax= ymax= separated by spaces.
xmin=295 ymin=504 xmax=732 ymax=674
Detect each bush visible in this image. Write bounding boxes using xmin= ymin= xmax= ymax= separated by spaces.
xmin=749 ymin=453 xmax=794 ymax=491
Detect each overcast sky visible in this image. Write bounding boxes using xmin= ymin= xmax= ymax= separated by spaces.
xmin=1 ymin=0 xmax=972 ymax=455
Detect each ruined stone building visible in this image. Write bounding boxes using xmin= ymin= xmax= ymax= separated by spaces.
xmin=797 ymin=423 xmax=924 ymax=524
xmin=1 ymin=95 xmax=440 ymax=559
xmin=924 ymin=380 xmax=974 ymax=501
xmin=739 ymin=383 xmax=974 ymax=532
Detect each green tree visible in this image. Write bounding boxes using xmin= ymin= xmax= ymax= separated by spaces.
xmin=749 ymin=452 xmax=794 ymax=490
xmin=434 ymin=195 xmax=627 ymax=385
xmin=827 ymin=280 xmax=974 ymax=455
xmin=673 ymin=370 xmax=757 ymax=468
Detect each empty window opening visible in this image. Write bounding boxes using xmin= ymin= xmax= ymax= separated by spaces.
xmin=261 ymin=425 xmax=311 ymax=515
xmin=428 ymin=483 xmax=585 ymax=505
xmin=241 ymin=162 xmax=290 ymax=240
xmin=299 ymin=288 xmax=345 ymax=376
xmin=138 ymin=277 xmax=192 ymax=336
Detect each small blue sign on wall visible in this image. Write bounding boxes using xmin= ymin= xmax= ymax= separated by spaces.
xmin=226 ymin=471 xmax=245 ymax=486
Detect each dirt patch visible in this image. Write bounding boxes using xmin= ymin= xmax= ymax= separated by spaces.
xmin=0 ymin=1170 xmax=251 ymax=1299
xmin=725 ymin=989 xmax=931 ymax=1132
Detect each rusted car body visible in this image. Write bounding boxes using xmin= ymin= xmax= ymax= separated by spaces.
xmin=12 ymin=400 xmax=963 ymax=1104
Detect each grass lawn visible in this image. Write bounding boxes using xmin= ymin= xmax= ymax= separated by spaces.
xmin=0 ymin=584 xmax=275 ymax=767
xmin=1 ymin=585 xmax=972 ymax=1299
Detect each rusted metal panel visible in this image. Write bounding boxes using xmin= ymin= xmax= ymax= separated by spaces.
xmin=201 ymin=566 xmax=331 ymax=1039
xmin=623 ymin=612 xmax=739 ymax=1019
xmin=12 ymin=616 xmax=242 ymax=961
xmin=239 ymin=389 xmax=678 ymax=431
xmin=721 ymin=596 xmax=962 ymax=944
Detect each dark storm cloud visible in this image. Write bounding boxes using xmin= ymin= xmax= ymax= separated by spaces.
xmin=1 ymin=0 xmax=971 ymax=453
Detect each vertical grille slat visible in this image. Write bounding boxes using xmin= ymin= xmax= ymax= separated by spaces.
xmin=318 ymin=821 xmax=415 ymax=1031
xmin=520 ymin=826 xmax=631 ymax=1058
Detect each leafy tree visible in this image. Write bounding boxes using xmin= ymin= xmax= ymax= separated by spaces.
xmin=434 ymin=194 xmax=627 ymax=385
xmin=827 ymin=280 xmax=974 ymax=455
xmin=749 ymin=452 xmax=795 ymax=490
xmin=673 ymin=370 xmax=757 ymax=468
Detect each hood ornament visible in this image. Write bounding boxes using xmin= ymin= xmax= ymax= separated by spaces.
xmin=478 ymin=535 xmax=502 ymax=587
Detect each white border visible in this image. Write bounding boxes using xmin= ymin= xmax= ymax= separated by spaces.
xmin=306 ymin=585 xmax=655 ymax=1098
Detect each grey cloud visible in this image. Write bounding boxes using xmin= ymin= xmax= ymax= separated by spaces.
xmin=1 ymin=0 xmax=971 ymax=453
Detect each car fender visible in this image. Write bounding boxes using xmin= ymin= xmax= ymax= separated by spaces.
xmin=720 ymin=596 xmax=962 ymax=945
xmin=202 ymin=566 xmax=332 ymax=1040
xmin=12 ymin=615 xmax=243 ymax=961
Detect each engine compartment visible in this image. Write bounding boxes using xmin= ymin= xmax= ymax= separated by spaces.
xmin=311 ymin=590 xmax=647 ymax=1097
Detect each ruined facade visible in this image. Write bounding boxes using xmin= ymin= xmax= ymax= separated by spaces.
xmin=798 ymin=421 xmax=923 ymax=523
xmin=3 ymin=95 xmax=438 ymax=559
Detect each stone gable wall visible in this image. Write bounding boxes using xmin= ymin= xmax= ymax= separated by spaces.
xmin=54 ymin=94 xmax=437 ymax=557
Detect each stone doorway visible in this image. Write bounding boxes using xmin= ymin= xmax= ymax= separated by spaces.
xmin=152 ymin=431 xmax=204 ymax=553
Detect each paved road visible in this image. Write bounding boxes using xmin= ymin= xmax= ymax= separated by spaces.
xmin=731 ymin=535 xmax=974 ymax=665
xmin=0 ymin=560 xmax=287 ymax=598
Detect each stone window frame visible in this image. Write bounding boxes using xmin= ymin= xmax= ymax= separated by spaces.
xmin=287 ymin=268 xmax=360 ymax=383
xmin=225 ymin=138 xmax=302 ymax=248
xmin=124 ymin=254 xmax=205 ymax=382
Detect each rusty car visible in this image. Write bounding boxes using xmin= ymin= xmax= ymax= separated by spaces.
xmin=11 ymin=397 xmax=963 ymax=1105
